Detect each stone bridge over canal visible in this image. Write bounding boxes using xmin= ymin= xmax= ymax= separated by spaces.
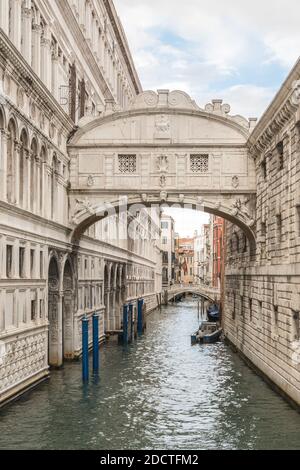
xmin=68 ymin=89 xmax=257 ymax=249
xmin=166 ymin=285 xmax=220 ymax=304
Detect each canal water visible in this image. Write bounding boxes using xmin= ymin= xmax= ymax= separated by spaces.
xmin=0 ymin=298 xmax=300 ymax=450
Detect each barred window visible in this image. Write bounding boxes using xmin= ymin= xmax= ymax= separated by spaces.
xmin=190 ymin=154 xmax=209 ymax=173
xmin=118 ymin=155 xmax=137 ymax=173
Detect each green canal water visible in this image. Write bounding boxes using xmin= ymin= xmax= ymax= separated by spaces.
xmin=0 ymin=298 xmax=300 ymax=450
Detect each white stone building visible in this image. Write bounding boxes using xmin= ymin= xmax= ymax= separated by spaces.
xmin=193 ymin=230 xmax=204 ymax=284
xmin=0 ymin=0 xmax=161 ymax=406
xmin=160 ymin=213 xmax=175 ymax=288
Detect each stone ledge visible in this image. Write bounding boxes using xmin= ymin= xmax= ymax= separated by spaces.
xmin=0 ymin=369 xmax=49 ymax=409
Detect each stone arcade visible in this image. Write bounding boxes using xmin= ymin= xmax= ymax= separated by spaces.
xmin=0 ymin=0 xmax=300 ymax=408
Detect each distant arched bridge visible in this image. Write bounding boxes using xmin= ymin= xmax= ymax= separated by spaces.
xmin=166 ymin=285 xmax=220 ymax=304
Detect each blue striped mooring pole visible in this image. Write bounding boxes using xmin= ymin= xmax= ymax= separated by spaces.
xmin=82 ymin=316 xmax=89 ymax=382
xmin=129 ymin=303 xmax=134 ymax=342
xmin=137 ymin=298 xmax=144 ymax=335
xmin=92 ymin=313 xmax=100 ymax=372
xmin=123 ymin=304 xmax=129 ymax=344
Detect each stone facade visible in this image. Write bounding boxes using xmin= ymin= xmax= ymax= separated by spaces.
xmin=0 ymin=0 xmax=160 ymax=407
xmin=0 ymin=0 xmax=300 ymax=409
xmin=224 ymin=63 xmax=300 ymax=406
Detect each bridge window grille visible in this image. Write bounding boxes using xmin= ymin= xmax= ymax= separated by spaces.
xmin=118 ymin=155 xmax=137 ymax=173
xmin=190 ymin=154 xmax=209 ymax=173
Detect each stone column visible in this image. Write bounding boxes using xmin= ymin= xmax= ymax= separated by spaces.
xmin=36 ymin=157 xmax=40 ymax=215
xmin=21 ymin=3 xmax=32 ymax=64
xmin=23 ymin=149 xmax=29 ymax=211
xmin=0 ymin=236 xmax=4 ymax=280
xmin=32 ymin=23 xmax=42 ymax=76
xmin=0 ymin=130 xmax=8 ymax=202
xmin=14 ymin=141 xmax=21 ymax=206
xmin=45 ymin=167 xmax=51 ymax=218
xmin=41 ymin=25 xmax=51 ymax=89
xmin=51 ymin=47 xmax=59 ymax=100
xmin=0 ymin=0 xmax=9 ymax=34
xmin=24 ymin=242 xmax=30 ymax=279
xmin=31 ymin=155 xmax=37 ymax=213
xmin=99 ymin=34 xmax=104 ymax=68
xmin=11 ymin=0 xmax=22 ymax=50
xmin=39 ymin=160 xmax=44 ymax=217
xmin=26 ymin=151 xmax=32 ymax=211
xmin=79 ymin=0 xmax=86 ymax=32
xmin=57 ymin=290 xmax=64 ymax=366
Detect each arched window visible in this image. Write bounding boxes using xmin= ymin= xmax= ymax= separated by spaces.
xmin=7 ymin=118 xmax=17 ymax=204
xmin=19 ymin=128 xmax=28 ymax=208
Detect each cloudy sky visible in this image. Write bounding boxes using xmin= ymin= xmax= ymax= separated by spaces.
xmin=115 ymin=0 xmax=300 ymax=118
xmin=114 ymin=0 xmax=300 ymax=234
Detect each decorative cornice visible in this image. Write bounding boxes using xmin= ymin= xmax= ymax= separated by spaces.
xmin=102 ymin=0 xmax=142 ymax=95
xmin=69 ymin=106 xmax=250 ymax=146
xmin=248 ymin=97 xmax=298 ymax=157
xmin=248 ymin=58 xmax=300 ymax=157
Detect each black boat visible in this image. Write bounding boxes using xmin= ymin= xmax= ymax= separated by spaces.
xmin=207 ymin=302 xmax=220 ymax=322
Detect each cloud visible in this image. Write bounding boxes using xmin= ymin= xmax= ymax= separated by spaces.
xmin=115 ymin=0 xmax=300 ymax=117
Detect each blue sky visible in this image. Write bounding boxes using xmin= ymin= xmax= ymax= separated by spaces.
xmin=115 ymin=0 xmax=300 ymax=118
xmin=114 ymin=0 xmax=300 ymax=235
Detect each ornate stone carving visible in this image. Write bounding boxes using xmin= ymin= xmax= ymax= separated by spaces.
xmin=154 ymin=115 xmax=170 ymax=139
xmin=87 ymin=175 xmax=95 ymax=187
xmin=30 ymin=101 xmax=36 ymax=120
xmin=291 ymin=80 xmax=300 ymax=106
xmin=159 ymin=175 xmax=166 ymax=187
xmin=39 ymin=112 xmax=45 ymax=130
xmin=156 ymin=154 xmax=169 ymax=173
xmin=4 ymin=73 xmax=11 ymax=95
xmin=72 ymin=198 xmax=94 ymax=222
xmin=17 ymin=87 xmax=25 ymax=108
xmin=141 ymin=193 xmax=148 ymax=203
xmin=232 ymin=176 xmax=240 ymax=188
xmin=231 ymin=198 xmax=254 ymax=226
xmin=156 ymin=154 xmax=169 ymax=187
xmin=205 ymin=99 xmax=230 ymax=116
xmin=168 ymin=90 xmax=200 ymax=110
xmin=49 ymin=123 xmax=56 ymax=139
xmin=160 ymin=191 xmax=168 ymax=202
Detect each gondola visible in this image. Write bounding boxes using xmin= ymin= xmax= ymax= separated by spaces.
xmin=207 ymin=303 xmax=220 ymax=322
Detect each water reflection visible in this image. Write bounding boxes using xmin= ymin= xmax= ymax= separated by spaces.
xmin=0 ymin=298 xmax=300 ymax=450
